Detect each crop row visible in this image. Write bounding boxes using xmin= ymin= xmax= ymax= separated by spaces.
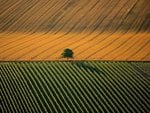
xmin=1 ymin=61 xmax=150 ymax=113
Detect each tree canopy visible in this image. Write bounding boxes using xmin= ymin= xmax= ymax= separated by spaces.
xmin=61 ymin=48 xmax=74 ymax=59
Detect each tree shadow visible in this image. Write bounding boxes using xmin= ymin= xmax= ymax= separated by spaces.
xmin=72 ymin=62 xmax=105 ymax=75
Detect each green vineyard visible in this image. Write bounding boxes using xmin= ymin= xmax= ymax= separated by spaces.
xmin=1 ymin=61 xmax=150 ymax=113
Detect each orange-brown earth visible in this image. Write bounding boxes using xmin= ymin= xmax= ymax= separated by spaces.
xmin=0 ymin=0 xmax=150 ymax=61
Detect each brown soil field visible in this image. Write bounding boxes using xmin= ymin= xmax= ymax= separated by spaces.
xmin=0 ymin=0 xmax=150 ymax=61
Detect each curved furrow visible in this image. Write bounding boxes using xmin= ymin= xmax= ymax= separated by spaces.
xmin=14 ymin=12 xmax=106 ymax=59
xmin=138 ymin=4 xmax=150 ymax=32
xmin=0 ymin=33 xmax=33 ymax=47
xmin=0 ymin=0 xmax=19 ymax=15
xmin=79 ymin=2 xmax=136 ymax=50
xmin=0 ymin=0 xmax=71 ymax=59
xmin=23 ymin=34 xmax=81 ymax=59
xmin=62 ymin=2 xmax=128 ymax=56
xmin=100 ymin=33 xmax=138 ymax=59
xmin=109 ymin=0 xmax=139 ymax=32
xmin=46 ymin=0 xmax=89 ymax=35
xmin=113 ymin=33 xmax=148 ymax=60
xmin=53 ymin=0 xmax=115 ymax=37
xmin=37 ymin=0 xmax=119 ymax=59
xmin=0 ymin=0 xmax=149 ymax=61
xmin=0 ymin=0 xmax=38 ymax=32
xmin=0 ymin=35 xmax=57 ymax=60
xmin=29 ymin=0 xmax=69 ymax=33
xmin=107 ymin=0 xmax=141 ymax=32
xmin=75 ymin=0 xmax=138 ymax=59
xmin=117 ymin=35 xmax=149 ymax=60
xmin=13 ymin=0 xmax=61 ymax=33
xmin=141 ymin=51 xmax=150 ymax=61
xmin=0 ymin=0 xmax=9 ymax=6
xmin=14 ymin=35 xmax=70 ymax=60
xmin=112 ymin=35 xmax=147 ymax=60
xmin=102 ymin=33 xmax=143 ymax=60
xmin=100 ymin=0 xmax=149 ymax=60
xmin=0 ymin=37 xmax=35 ymax=53
xmin=0 ymin=0 xmax=24 ymax=16
xmin=75 ymin=33 xmax=122 ymax=59
xmin=16 ymin=34 xmax=78 ymax=60
xmin=54 ymin=0 xmax=102 ymax=34
xmin=31 ymin=0 xmax=72 ymax=34
xmin=44 ymin=0 xmax=90 ymax=34
xmin=137 ymin=4 xmax=150 ymax=32
xmin=96 ymin=0 xmax=133 ymax=32
xmin=60 ymin=0 xmax=100 ymax=33
xmin=0 ymin=33 xmax=56 ymax=57
xmin=0 ymin=0 xmax=112 ymax=59
xmin=5 ymin=0 xmax=54 ymax=33
xmin=63 ymin=0 xmax=138 ymax=53
xmin=94 ymin=34 xmax=141 ymax=60
xmin=127 ymin=39 xmax=150 ymax=60
xmin=0 ymin=0 xmax=148 ymax=32
xmin=78 ymin=34 xmax=123 ymax=59
xmin=0 ymin=1 xmax=70 ymax=58
xmin=81 ymin=0 xmax=122 ymax=34
xmin=40 ymin=0 xmax=106 ymax=59
xmin=52 ymin=0 xmax=97 ymax=34
xmin=64 ymin=0 xmax=111 ymax=35
xmin=128 ymin=0 xmax=149 ymax=32
xmin=47 ymin=33 xmax=112 ymax=60
xmin=0 ymin=35 xmax=47 ymax=58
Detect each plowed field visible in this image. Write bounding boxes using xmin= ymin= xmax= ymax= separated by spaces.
xmin=0 ymin=0 xmax=150 ymax=61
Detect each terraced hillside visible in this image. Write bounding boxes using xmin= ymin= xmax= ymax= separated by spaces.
xmin=1 ymin=61 xmax=150 ymax=113
xmin=0 ymin=0 xmax=150 ymax=61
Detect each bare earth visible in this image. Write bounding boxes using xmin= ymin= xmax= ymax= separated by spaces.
xmin=0 ymin=32 xmax=149 ymax=61
xmin=0 ymin=0 xmax=150 ymax=61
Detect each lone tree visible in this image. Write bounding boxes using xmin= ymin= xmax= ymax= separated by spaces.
xmin=61 ymin=48 xmax=74 ymax=60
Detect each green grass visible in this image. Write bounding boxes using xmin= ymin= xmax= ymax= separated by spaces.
xmin=0 ymin=61 xmax=150 ymax=113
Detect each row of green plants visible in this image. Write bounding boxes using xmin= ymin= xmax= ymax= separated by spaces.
xmin=1 ymin=61 xmax=150 ymax=113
